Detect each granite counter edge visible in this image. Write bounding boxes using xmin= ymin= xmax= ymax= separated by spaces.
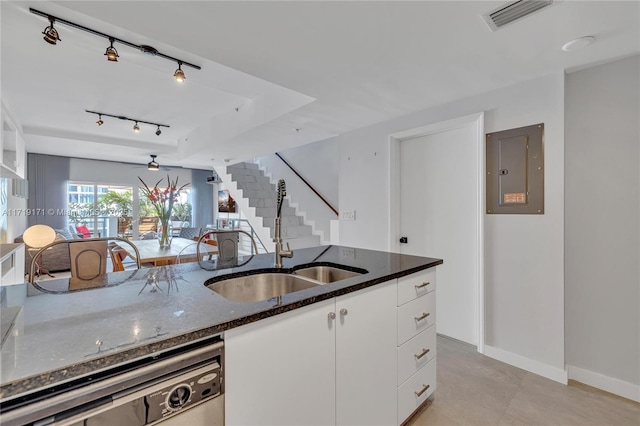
xmin=0 ymin=258 xmax=442 ymax=402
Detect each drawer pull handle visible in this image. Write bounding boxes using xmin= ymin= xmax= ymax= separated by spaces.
xmin=414 ymin=312 xmax=430 ymax=322
xmin=414 ymin=348 xmax=430 ymax=360
xmin=415 ymin=384 xmax=431 ymax=397
xmin=328 ymin=312 xmax=336 ymax=320
xmin=414 ymin=281 xmax=430 ymax=290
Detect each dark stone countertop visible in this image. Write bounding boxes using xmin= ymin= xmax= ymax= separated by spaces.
xmin=0 ymin=245 xmax=441 ymax=403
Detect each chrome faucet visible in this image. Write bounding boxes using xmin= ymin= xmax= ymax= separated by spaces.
xmin=274 ymin=179 xmax=293 ymax=268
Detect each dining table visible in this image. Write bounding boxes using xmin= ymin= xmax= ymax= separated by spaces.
xmin=120 ymin=237 xmax=218 ymax=266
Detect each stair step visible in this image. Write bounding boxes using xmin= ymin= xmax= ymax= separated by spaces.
xmin=228 ymin=161 xmax=259 ymax=170
xmin=227 ymin=161 xmax=319 ymax=248
xmin=233 ymin=173 xmax=272 ymax=185
xmin=263 ymin=216 xmax=301 ymax=227
xmin=255 ymin=206 xmax=296 ymax=218
xmin=231 ymin=174 xmax=259 ymax=184
xmin=243 ymin=189 xmax=277 ymax=199
xmin=243 ymin=192 xmax=275 ymax=200
xmin=249 ymin=198 xmax=277 ymax=208
xmin=284 ymin=235 xmax=322 ymax=250
xmin=227 ymin=166 xmax=260 ymax=177
xmin=269 ymin=224 xmax=313 ymax=239
xmin=243 ymin=162 xmax=260 ymax=170
xmin=235 ymin=181 xmax=275 ymax=191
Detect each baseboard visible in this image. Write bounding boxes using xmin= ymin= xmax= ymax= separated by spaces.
xmin=483 ymin=345 xmax=568 ymax=384
xmin=567 ymin=365 xmax=640 ymax=402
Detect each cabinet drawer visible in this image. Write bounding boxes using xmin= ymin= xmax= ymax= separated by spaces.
xmin=397 ymin=269 xmax=436 ymax=306
xmin=397 ymin=357 xmax=436 ymax=424
xmin=397 ymin=291 xmax=436 ymax=346
xmin=397 ymin=324 xmax=436 ymax=385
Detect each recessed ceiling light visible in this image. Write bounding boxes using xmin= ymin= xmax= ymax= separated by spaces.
xmin=562 ymin=36 xmax=596 ymax=52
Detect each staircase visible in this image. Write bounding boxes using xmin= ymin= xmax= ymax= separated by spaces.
xmin=224 ymin=162 xmax=321 ymax=250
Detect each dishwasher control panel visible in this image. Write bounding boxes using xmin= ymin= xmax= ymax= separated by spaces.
xmin=146 ymin=361 xmax=222 ymax=423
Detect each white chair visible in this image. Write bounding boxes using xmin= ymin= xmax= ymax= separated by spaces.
xmin=29 ymin=237 xmax=141 ymax=284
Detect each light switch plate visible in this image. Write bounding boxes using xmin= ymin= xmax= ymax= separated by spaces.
xmin=341 ymin=210 xmax=356 ymax=221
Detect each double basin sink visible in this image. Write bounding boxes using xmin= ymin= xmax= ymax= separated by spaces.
xmin=206 ymin=265 xmax=366 ymax=303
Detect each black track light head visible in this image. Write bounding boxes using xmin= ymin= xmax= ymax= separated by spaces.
xmin=174 ymin=61 xmax=185 ymax=83
xmin=148 ymin=155 xmax=160 ymax=171
xmin=85 ymin=110 xmax=169 ymax=134
xmin=105 ymin=38 xmax=119 ymax=62
xmin=42 ymin=17 xmax=61 ymax=45
xmin=31 ymin=8 xmax=201 ymax=80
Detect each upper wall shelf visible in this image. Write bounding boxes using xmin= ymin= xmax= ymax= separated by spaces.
xmin=1 ymin=106 xmax=25 ymax=179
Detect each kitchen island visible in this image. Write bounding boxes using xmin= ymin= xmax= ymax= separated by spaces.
xmin=0 ymin=245 xmax=441 ymax=425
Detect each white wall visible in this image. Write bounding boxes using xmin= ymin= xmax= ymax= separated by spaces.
xmin=69 ymin=158 xmax=193 ymax=188
xmin=339 ymin=73 xmax=566 ymax=381
xmin=565 ymin=55 xmax=639 ymax=399
xmin=256 ymin=137 xmax=339 ymax=243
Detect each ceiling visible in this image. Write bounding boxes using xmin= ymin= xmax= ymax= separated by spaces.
xmin=1 ymin=1 xmax=638 ymax=171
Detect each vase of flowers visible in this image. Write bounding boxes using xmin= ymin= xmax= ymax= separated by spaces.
xmin=139 ymin=175 xmax=189 ymax=248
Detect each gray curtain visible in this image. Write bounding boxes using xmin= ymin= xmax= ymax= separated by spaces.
xmin=27 ymin=153 xmax=69 ymax=228
xmin=191 ymin=169 xmax=213 ymax=228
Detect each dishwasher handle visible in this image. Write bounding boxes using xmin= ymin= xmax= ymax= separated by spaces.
xmin=32 ymin=396 xmax=113 ymax=426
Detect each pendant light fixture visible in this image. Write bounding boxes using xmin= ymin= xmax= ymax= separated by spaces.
xmin=104 ymin=37 xmax=119 ymax=62
xmin=147 ymin=155 xmax=160 ymax=171
xmin=85 ymin=110 xmax=169 ymax=135
xmin=174 ymin=61 xmax=186 ymax=83
xmin=30 ymin=8 xmax=201 ymax=82
xmin=42 ymin=16 xmax=61 ymax=45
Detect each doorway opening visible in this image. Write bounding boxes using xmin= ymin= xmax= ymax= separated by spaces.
xmin=389 ymin=112 xmax=485 ymax=352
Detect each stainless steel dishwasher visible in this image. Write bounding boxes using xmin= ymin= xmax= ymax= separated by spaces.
xmin=1 ymin=338 xmax=224 ymax=426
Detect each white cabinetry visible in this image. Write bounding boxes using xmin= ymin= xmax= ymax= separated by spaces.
xmin=335 ymin=282 xmax=396 ymax=425
xmin=0 ymin=244 xmax=25 ymax=286
xmin=225 ymin=280 xmax=396 ymax=426
xmin=1 ymin=105 xmax=26 ymax=179
xmin=396 ymin=268 xmax=437 ymax=424
xmin=225 ymin=299 xmax=335 ymax=426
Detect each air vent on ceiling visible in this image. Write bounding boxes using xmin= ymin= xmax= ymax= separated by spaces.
xmin=483 ymin=0 xmax=553 ymax=32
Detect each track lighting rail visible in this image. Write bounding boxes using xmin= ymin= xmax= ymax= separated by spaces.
xmin=29 ymin=8 xmax=201 ymax=70
xmin=86 ymin=110 xmax=170 ymax=135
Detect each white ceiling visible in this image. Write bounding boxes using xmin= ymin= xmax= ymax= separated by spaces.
xmin=2 ymin=1 xmax=639 ymax=170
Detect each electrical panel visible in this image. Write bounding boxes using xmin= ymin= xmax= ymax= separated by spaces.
xmin=486 ymin=123 xmax=544 ymax=214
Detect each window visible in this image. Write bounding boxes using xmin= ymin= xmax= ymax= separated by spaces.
xmin=68 ymin=182 xmax=133 ymax=237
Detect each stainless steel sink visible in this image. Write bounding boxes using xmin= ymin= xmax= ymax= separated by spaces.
xmin=207 ymin=273 xmax=321 ymax=303
xmin=293 ymin=265 xmax=363 ymax=283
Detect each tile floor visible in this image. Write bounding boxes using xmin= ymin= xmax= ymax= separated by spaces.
xmin=409 ymin=336 xmax=640 ymax=425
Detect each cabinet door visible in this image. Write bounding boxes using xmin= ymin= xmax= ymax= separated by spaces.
xmin=336 ymin=281 xmax=397 ymax=425
xmin=225 ymin=299 xmax=335 ymax=426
